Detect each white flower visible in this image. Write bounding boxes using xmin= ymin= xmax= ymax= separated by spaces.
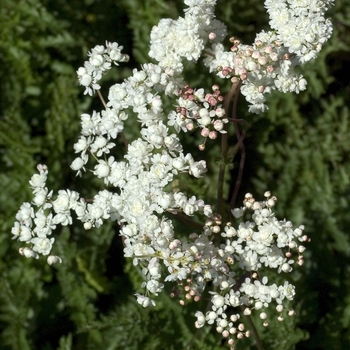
xmin=206 ymin=311 xmax=218 ymax=325
xmin=16 ymin=202 xmax=34 ymax=225
xmin=71 ymin=157 xmax=85 ymax=172
xmin=146 ymin=279 xmax=164 ymax=294
xmin=135 ymin=294 xmax=156 ymax=307
xmin=31 ymin=237 xmax=54 ymax=255
xmin=189 ymin=160 xmax=207 ymax=178
xmin=278 ymin=281 xmax=296 ymax=301
xmin=94 ymin=159 xmax=112 ymax=178
xmin=29 ymin=173 xmax=47 ymax=190
xmin=211 ymin=293 xmax=225 ymax=308
xmin=47 ymin=255 xmax=62 ymax=265
xmin=19 ymin=247 xmax=39 ymax=259
xmin=12 ymin=223 xmax=32 ymax=242
xmin=195 ymin=311 xmax=206 ymax=328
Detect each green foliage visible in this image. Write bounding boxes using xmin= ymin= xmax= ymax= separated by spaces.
xmin=1 ymin=0 xmax=350 ymax=349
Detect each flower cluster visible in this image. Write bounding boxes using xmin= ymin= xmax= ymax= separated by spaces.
xmin=168 ymin=84 xmax=228 ymax=148
xmin=204 ymin=31 xmax=309 ymax=113
xmin=11 ymin=0 xmax=333 ymax=348
xmin=150 ymin=0 xmax=333 ymax=113
xmin=12 ymin=164 xmax=64 ymax=264
xmin=149 ymin=0 xmax=227 ymax=72
xmin=77 ymin=42 xmax=130 ymax=95
xmin=176 ymin=192 xmax=309 ymax=346
xmin=265 ymin=0 xmax=334 ymax=63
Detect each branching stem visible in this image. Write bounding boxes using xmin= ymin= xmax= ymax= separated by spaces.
xmin=240 ymin=306 xmax=264 ymax=350
xmin=217 ymin=81 xmax=240 ymax=217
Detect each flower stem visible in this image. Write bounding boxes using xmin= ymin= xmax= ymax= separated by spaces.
xmin=167 ymin=211 xmax=204 ymax=230
xmin=97 ymin=90 xmax=107 ymax=109
xmin=240 ymin=306 xmax=264 ymax=350
xmin=217 ymin=81 xmax=240 ymax=218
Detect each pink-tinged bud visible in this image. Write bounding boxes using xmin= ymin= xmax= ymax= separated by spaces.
xmin=169 ymin=239 xmax=180 ymax=249
xmin=209 ymin=131 xmax=217 ymax=139
xmin=234 ymin=39 xmax=240 ymax=46
xmin=283 ymin=53 xmax=291 ymax=60
xmin=230 ymin=45 xmax=238 ymax=52
xmin=266 ymin=65 xmax=274 ymax=73
xmin=234 ymin=57 xmax=243 ymax=66
xmin=255 ymin=39 xmax=263 ymax=47
xmin=205 ymin=93 xmax=213 ymax=101
xmin=188 ymin=94 xmax=194 ymax=100
xmin=222 ymin=330 xmax=229 ymax=338
xmin=212 ymin=84 xmax=219 ymax=91
xmin=201 ymin=128 xmax=210 ymax=137
xmin=240 ymin=73 xmax=247 ymax=80
xmin=264 ymin=45 xmax=273 ymax=54
xmin=208 ymin=96 xmax=217 ymax=106
xmin=270 ymin=52 xmax=278 ymax=61
xmin=252 ymin=50 xmax=260 ymax=59
xmin=198 ymin=144 xmax=205 ymax=151
xmin=245 ymin=48 xmax=253 ymax=56
xmin=258 ymin=56 xmax=267 ymax=65
xmin=209 ymin=32 xmax=216 ymax=40
xmin=243 ymin=308 xmax=251 ymax=315
xmin=214 ymin=120 xmax=224 ymax=131
xmin=222 ymin=69 xmax=229 ymax=76
xmin=218 ymin=95 xmax=224 ymax=102
xmin=186 ymin=121 xmax=194 ymax=131
xmin=298 ymin=245 xmax=306 ymax=253
xmin=258 ymin=85 xmax=265 ymax=93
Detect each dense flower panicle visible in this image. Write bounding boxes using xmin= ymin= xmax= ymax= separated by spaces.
xmin=149 ymin=0 xmax=227 ymax=73
xmin=265 ymin=0 xmax=334 ymax=63
xmin=202 ymin=0 xmax=333 ymax=113
xmin=12 ymin=0 xmax=332 ymax=347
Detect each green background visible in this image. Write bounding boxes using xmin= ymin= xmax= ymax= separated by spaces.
xmin=1 ymin=0 xmax=349 ymax=349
